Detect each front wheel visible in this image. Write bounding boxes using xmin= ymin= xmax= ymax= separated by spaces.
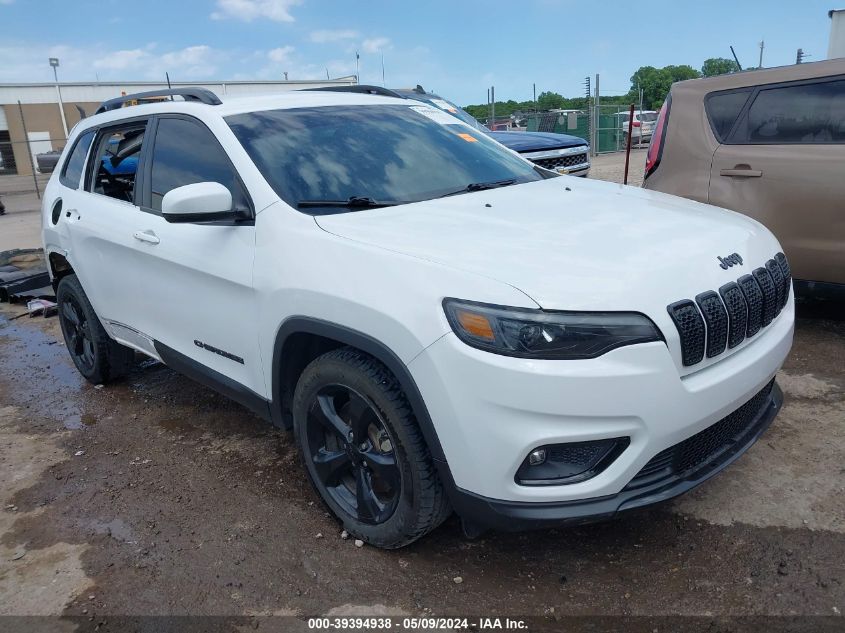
xmin=292 ymin=348 xmax=450 ymax=548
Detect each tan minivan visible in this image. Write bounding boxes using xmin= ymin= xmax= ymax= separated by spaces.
xmin=643 ymin=59 xmax=845 ymax=293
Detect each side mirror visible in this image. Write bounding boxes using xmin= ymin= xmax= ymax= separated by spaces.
xmin=161 ymin=182 xmax=242 ymax=223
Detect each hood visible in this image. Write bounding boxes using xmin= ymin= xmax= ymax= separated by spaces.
xmin=488 ymin=130 xmax=588 ymax=152
xmin=314 ymin=177 xmax=781 ymax=316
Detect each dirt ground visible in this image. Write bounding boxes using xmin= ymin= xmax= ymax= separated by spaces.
xmin=1 ymin=156 xmax=844 ymax=630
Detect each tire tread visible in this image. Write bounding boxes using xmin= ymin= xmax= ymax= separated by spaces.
xmin=295 ymin=347 xmax=451 ymax=548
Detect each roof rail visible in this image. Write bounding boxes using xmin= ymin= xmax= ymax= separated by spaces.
xmin=95 ymin=88 xmax=222 ymax=114
xmin=301 ymin=85 xmax=405 ymax=99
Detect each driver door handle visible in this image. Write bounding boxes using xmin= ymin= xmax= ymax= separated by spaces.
xmin=133 ymin=230 xmax=160 ymax=245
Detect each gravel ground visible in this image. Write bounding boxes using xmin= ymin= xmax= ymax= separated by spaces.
xmin=0 ymin=155 xmax=844 ymax=630
xmin=588 ymin=149 xmax=647 ymax=187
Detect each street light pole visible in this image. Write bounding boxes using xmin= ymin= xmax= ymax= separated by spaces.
xmin=49 ymin=58 xmax=69 ymax=140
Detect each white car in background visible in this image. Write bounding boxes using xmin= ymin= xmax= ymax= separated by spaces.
xmin=41 ymin=87 xmax=793 ymax=548
xmin=618 ymin=110 xmax=658 ymax=143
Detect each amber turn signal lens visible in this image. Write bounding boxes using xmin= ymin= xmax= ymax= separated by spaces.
xmin=455 ymin=309 xmax=495 ymax=341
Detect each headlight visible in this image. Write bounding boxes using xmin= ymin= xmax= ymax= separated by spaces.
xmin=443 ymin=298 xmax=663 ymax=359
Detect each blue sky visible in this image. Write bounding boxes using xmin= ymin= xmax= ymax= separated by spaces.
xmin=0 ymin=0 xmax=837 ymax=105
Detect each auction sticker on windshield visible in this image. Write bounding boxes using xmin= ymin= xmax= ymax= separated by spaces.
xmin=409 ymin=104 xmax=461 ymax=125
xmin=429 ymin=98 xmax=459 ymax=113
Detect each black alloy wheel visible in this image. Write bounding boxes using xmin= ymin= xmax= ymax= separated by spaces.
xmin=304 ymin=384 xmax=401 ymax=524
xmin=292 ymin=348 xmax=451 ymax=548
xmin=59 ymin=293 xmax=96 ymax=373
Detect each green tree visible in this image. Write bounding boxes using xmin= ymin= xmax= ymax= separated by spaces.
xmin=536 ymin=91 xmax=565 ymax=110
xmin=630 ymin=64 xmax=701 ymax=109
xmin=701 ymin=57 xmax=740 ymax=77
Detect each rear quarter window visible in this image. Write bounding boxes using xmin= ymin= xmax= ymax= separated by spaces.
xmin=704 ymin=90 xmax=751 ymax=142
xmin=59 ymin=130 xmax=95 ymax=189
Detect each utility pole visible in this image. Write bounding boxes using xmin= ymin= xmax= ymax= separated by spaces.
xmin=758 ymin=40 xmax=765 ymax=68
xmin=585 ymin=76 xmax=592 ymax=155
xmin=796 ymin=48 xmax=809 ymax=64
xmin=381 ymin=52 xmax=385 ymax=87
xmin=355 ymin=51 xmax=360 ymax=83
xmin=591 ymin=74 xmax=600 ymax=157
xmin=490 ymin=86 xmax=495 ymax=128
xmin=533 ymin=83 xmax=537 ymax=112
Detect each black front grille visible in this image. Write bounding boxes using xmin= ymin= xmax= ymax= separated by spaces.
xmin=696 ymin=291 xmax=728 ymax=357
xmin=766 ymin=260 xmax=786 ymax=310
xmin=719 ymin=282 xmax=748 ymax=349
xmin=668 ymin=253 xmax=790 ymax=367
xmin=753 ymin=267 xmax=777 ymax=327
xmin=626 ymin=379 xmax=775 ymax=489
xmin=531 ymin=153 xmax=588 ymax=170
xmin=667 ymin=300 xmax=705 ymax=366
xmin=738 ymin=274 xmax=764 ymax=337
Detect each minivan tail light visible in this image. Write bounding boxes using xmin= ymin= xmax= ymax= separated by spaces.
xmin=632 ymin=121 xmax=641 ymax=127
xmin=645 ymin=96 xmax=671 ymax=179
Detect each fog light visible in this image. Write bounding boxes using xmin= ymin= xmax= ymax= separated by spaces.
xmin=517 ymin=438 xmax=630 ymax=486
xmin=528 ymin=448 xmax=547 ymax=466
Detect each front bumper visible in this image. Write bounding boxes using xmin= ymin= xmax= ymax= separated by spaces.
xmin=449 ymin=381 xmax=782 ymax=531
xmin=408 ymin=302 xmax=793 ymax=515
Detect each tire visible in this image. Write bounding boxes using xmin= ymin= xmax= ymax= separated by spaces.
xmin=56 ymin=274 xmax=134 ymax=384
xmin=292 ymin=347 xmax=451 ymax=548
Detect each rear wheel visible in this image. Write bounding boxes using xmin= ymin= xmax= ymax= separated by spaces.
xmin=293 ymin=348 xmax=450 ymax=548
xmin=56 ymin=275 xmax=134 ymax=384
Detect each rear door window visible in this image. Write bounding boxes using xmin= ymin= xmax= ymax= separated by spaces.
xmin=739 ymin=79 xmax=845 ymax=144
xmin=148 ymin=117 xmax=249 ymax=212
xmin=60 ymin=130 xmax=95 ymax=189
xmin=705 ymin=90 xmax=751 ymax=142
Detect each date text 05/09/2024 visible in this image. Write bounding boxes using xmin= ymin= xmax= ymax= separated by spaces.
xmin=307 ymin=617 xmax=528 ymax=630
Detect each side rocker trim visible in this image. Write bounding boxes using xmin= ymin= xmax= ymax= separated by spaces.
xmin=154 ymin=340 xmax=272 ymax=422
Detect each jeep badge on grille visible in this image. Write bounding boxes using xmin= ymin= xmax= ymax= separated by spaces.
xmin=718 ymin=253 xmax=743 ymax=270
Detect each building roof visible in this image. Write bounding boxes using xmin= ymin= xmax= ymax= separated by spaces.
xmin=0 ymin=78 xmax=357 ymax=105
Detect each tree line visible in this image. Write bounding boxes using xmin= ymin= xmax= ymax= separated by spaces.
xmin=463 ymin=57 xmax=740 ymax=119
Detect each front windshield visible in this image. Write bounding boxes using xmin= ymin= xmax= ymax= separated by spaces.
xmin=226 ymin=104 xmax=545 ymax=214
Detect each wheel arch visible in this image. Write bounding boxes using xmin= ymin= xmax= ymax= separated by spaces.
xmin=271 ymin=317 xmax=449 ymax=465
xmin=47 ymin=250 xmax=75 ymax=289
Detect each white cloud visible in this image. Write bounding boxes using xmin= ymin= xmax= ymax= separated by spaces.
xmin=210 ymin=0 xmax=302 ymax=23
xmin=309 ymin=29 xmax=358 ymax=44
xmin=0 ymin=43 xmax=225 ymax=82
xmin=92 ymin=48 xmax=150 ymax=71
xmin=0 ymin=0 xmax=15 ymax=5
xmin=89 ymin=45 xmax=221 ymax=79
xmin=267 ymin=45 xmax=294 ymax=63
xmin=361 ymin=37 xmax=391 ymax=54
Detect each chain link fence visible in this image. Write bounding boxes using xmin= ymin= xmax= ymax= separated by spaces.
xmin=0 ymin=135 xmax=69 ymax=198
xmin=524 ymin=104 xmax=649 ymax=155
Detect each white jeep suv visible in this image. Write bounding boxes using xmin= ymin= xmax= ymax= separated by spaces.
xmin=42 ymin=86 xmax=794 ymax=548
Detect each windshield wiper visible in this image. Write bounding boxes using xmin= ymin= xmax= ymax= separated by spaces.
xmin=297 ymin=196 xmax=401 ymax=209
xmin=438 ymin=178 xmax=517 ymax=198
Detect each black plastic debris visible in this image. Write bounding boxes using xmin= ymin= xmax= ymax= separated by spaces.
xmin=0 ymin=271 xmax=51 ymax=302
